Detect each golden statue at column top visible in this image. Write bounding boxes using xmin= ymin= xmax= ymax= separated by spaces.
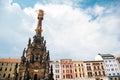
xmin=37 ymin=9 xmax=44 ymax=20
xmin=36 ymin=9 xmax=44 ymax=33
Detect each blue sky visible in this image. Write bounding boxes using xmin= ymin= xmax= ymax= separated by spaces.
xmin=0 ymin=0 xmax=120 ymax=60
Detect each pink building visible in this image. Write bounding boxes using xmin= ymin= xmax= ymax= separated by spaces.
xmin=61 ymin=59 xmax=74 ymax=80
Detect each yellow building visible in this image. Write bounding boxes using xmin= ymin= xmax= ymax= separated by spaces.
xmin=73 ymin=61 xmax=85 ymax=80
xmin=0 ymin=58 xmax=20 ymax=80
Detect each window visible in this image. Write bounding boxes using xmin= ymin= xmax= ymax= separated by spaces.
xmin=98 ymin=66 xmax=100 ymax=69
xmin=94 ymin=66 xmax=96 ymax=70
xmin=95 ymin=72 xmax=97 ymax=76
xmin=63 ymin=75 xmax=65 ymax=79
xmin=83 ymin=73 xmax=85 ymax=77
xmin=86 ymin=63 xmax=90 ymax=65
xmin=76 ymin=73 xmax=77 ymax=77
xmin=66 ymin=75 xmax=71 ymax=79
xmin=9 ymin=68 xmax=12 ymax=71
xmin=70 ymin=70 xmax=72 ymax=73
xmin=115 ymin=68 xmax=118 ymax=71
xmin=113 ymin=73 xmax=115 ymax=75
xmin=79 ymin=68 xmax=81 ymax=71
xmin=5 ymin=68 xmax=7 ymax=71
xmin=114 ymin=64 xmax=117 ymax=66
xmin=109 ymin=73 xmax=111 ymax=76
xmin=55 ymin=70 xmax=59 ymax=73
xmin=109 ymin=60 xmax=111 ymax=62
xmin=117 ymin=73 xmax=119 ymax=75
xmin=63 ymin=70 xmax=65 ymax=73
xmin=99 ymin=71 xmax=101 ymax=75
xmin=74 ymin=64 xmax=76 ymax=66
xmin=87 ymin=66 xmax=91 ymax=70
xmin=75 ymin=69 xmax=77 ymax=72
xmin=56 ymin=75 xmax=59 ymax=78
xmin=103 ymin=71 xmax=105 ymax=76
xmin=110 ymin=64 xmax=113 ymax=67
xmin=79 ymin=73 xmax=81 ymax=77
xmin=111 ymin=68 xmax=114 ymax=71
xmin=8 ymin=74 xmax=10 ymax=78
xmin=3 ymin=74 xmax=5 ymax=77
xmin=66 ymin=65 xmax=69 ymax=68
xmin=106 ymin=64 xmax=109 ymax=67
xmin=66 ymin=70 xmax=69 ymax=73
xmin=55 ymin=65 xmax=59 ymax=68
xmin=101 ymin=66 xmax=104 ymax=69
xmin=88 ymin=72 xmax=92 ymax=77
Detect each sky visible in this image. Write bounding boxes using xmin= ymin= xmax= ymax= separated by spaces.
xmin=0 ymin=0 xmax=120 ymax=60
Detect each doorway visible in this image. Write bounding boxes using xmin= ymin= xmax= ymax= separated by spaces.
xmin=34 ymin=74 xmax=37 ymax=80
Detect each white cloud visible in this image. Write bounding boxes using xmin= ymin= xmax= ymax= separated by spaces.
xmin=0 ymin=0 xmax=120 ymax=60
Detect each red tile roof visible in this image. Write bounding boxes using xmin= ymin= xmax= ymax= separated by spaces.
xmin=0 ymin=58 xmax=21 ymax=63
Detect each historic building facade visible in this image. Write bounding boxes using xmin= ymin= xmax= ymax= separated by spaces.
xmin=95 ymin=54 xmax=120 ymax=80
xmin=50 ymin=60 xmax=62 ymax=80
xmin=1 ymin=54 xmax=120 ymax=80
xmin=60 ymin=59 xmax=74 ymax=80
xmin=84 ymin=60 xmax=108 ymax=80
xmin=14 ymin=10 xmax=54 ymax=80
xmin=73 ymin=61 xmax=85 ymax=80
xmin=0 ymin=58 xmax=20 ymax=80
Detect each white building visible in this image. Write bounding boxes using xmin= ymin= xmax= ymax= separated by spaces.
xmin=95 ymin=54 xmax=120 ymax=80
xmin=50 ymin=60 xmax=62 ymax=80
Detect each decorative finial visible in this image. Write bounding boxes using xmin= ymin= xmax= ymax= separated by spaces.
xmin=28 ymin=38 xmax=31 ymax=47
xmin=23 ymin=48 xmax=26 ymax=56
xmin=35 ymin=9 xmax=44 ymax=34
xmin=38 ymin=9 xmax=44 ymax=20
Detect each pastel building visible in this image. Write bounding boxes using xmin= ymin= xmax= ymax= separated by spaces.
xmin=95 ymin=54 xmax=120 ymax=80
xmin=84 ymin=60 xmax=108 ymax=80
xmin=61 ymin=59 xmax=74 ymax=80
xmin=73 ymin=61 xmax=85 ymax=80
xmin=50 ymin=60 xmax=62 ymax=80
xmin=0 ymin=58 xmax=20 ymax=80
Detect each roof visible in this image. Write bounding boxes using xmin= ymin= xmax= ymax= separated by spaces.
xmin=84 ymin=60 xmax=103 ymax=63
xmin=0 ymin=58 xmax=21 ymax=63
xmin=98 ymin=54 xmax=115 ymax=58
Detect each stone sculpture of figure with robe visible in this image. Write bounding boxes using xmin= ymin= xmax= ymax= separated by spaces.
xmin=28 ymin=38 xmax=31 ymax=47
xmin=21 ymin=48 xmax=26 ymax=65
xmin=13 ymin=63 xmax=18 ymax=80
